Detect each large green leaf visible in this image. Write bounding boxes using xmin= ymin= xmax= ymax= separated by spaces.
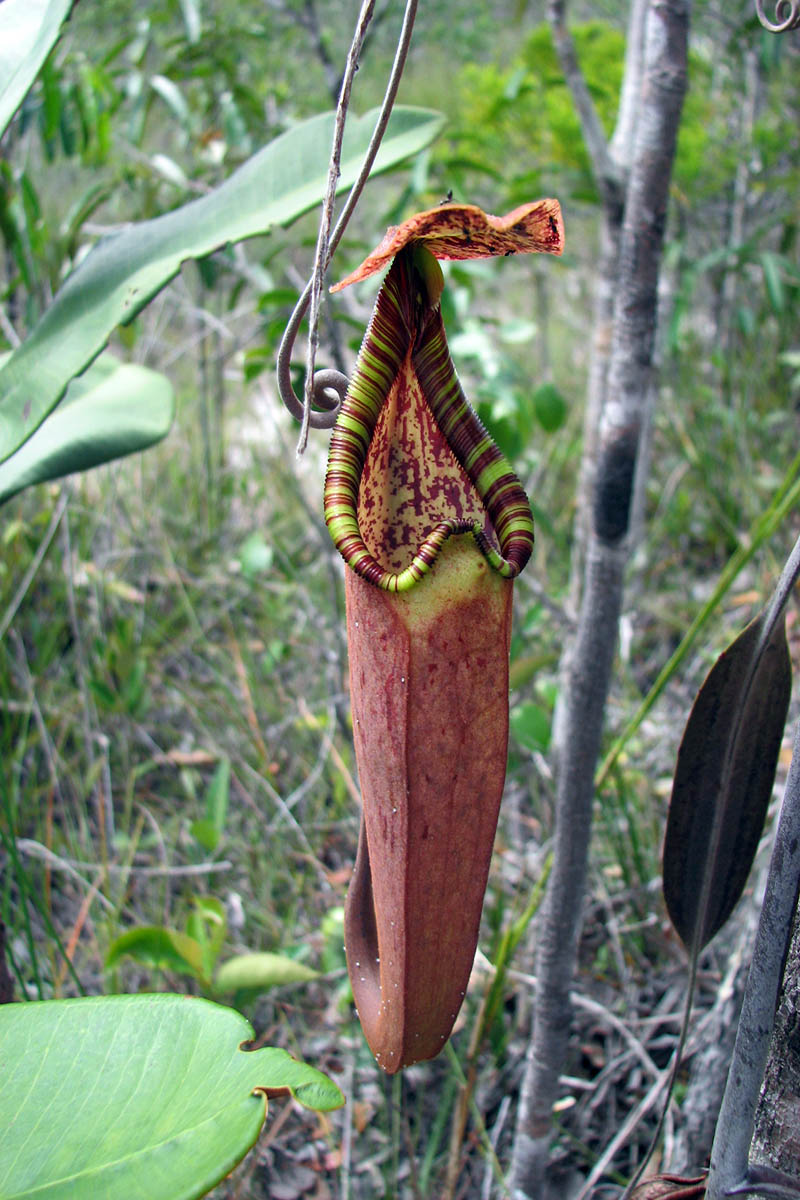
xmin=0 ymin=353 xmax=174 ymax=505
xmin=0 ymin=0 xmax=73 ymax=140
xmin=0 ymin=105 xmax=445 ymax=465
xmin=0 ymin=993 xmax=344 ymax=1200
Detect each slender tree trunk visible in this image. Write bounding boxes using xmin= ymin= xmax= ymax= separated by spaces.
xmin=750 ymin=908 xmax=800 ymax=1172
xmin=510 ymin=0 xmax=690 ymax=1193
xmin=560 ymin=214 xmax=622 ymax=623
xmin=668 ymin=880 xmax=800 ymax=1181
xmin=551 ymin=0 xmax=640 ymax=756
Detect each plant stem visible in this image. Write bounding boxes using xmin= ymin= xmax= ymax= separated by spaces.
xmin=276 ymin=0 xmax=419 ymax=443
xmin=443 ymin=1042 xmax=510 ymax=1197
xmin=301 ymin=0 xmax=376 ymax=454
xmin=705 ymin=718 xmax=800 ymax=1196
xmin=596 ymin=451 xmax=800 ymax=791
xmin=704 ymin=537 xmax=800 ymax=1200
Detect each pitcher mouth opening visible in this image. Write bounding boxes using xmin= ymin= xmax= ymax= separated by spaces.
xmin=324 ymin=245 xmax=534 ymax=594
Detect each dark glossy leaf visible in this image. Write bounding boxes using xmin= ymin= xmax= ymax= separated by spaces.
xmin=663 ymin=610 xmax=791 ymax=952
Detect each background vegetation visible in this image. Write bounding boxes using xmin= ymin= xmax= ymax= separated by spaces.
xmin=2 ymin=0 xmax=799 ymax=1195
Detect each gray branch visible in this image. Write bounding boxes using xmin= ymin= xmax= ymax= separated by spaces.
xmin=547 ymin=0 xmax=626 ymax=214
xmin=510 ymin=0 xmax=690 ymax=1192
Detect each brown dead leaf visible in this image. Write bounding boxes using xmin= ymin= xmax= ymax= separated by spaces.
xmin=629 ymin=1172 xmax=706 ymax=1198
xmin=352 ymin=1100 xmax=374 ymax=1133
xmin=325 ymin=866 xmax=352 ymax=889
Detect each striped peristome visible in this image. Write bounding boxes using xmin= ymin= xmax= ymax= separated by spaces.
xmin=324 ymin=244 xmax=534 ymax=592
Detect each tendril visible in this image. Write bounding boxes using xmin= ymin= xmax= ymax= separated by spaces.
xmin=276 ymin=0 xmax=419 ymax=452
xmin=755 ymin=0 xmax=800 ymax=31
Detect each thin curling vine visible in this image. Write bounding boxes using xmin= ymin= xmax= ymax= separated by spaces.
xmin=275 ymin=0 xmax=419 ymax=453
xmin=324 ymin=201 xmax=564 ymax=1071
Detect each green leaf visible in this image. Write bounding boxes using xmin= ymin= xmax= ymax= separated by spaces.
xmin=737 ymin=305 xmax=756 ymax=339
xmin=0 ymin=353 xmax=174 ymax=505
xmin=186 ymin=896 xmax=227 ymax=982
xmin=238 ymin=531 xmax=275 ymax=578
xmin=508 ymin=651 xmax=557 ymax=691
xmin=88 ymin=678 xmax=117 ymax=710
xmin=204 ymin=757 xmax=230 ymax=836
xmin=149 ymin=74 xmax=192 ymax=132
xmin=149 ymin=152 xmax=190 ymax=189
xmin=190 ymin=760 xmax=230 ymax=851
xmin=0 ymin=993 xmax=343 ymax=1200
xmin=0 ymin=104 xmax=445 ymax=465
xmin=177 ymin=0 xmax=202 ymax=43
xmin=0 ymin=0 xmax=73 ymax=140
xmin=510 ymin=702 xmax=552 ymax=753
xmin=663 ymin=609 xmax=791 ymax=953
xmin=105 ymin=926 xmax=205 ymax=979
xmin=190 ymin=819 xmax=220 ymax=853
xmin=498 ymin=319 xmax=537 ymax=344
xmin=214 ymin=952 xmax=319 ymax=995
xmin=779 ymin=350 xmax=800 ymax=394
xmin=121 ymin=656 xmax=147 ymax=715
xmin=533 ymin=382 xmax=567 ymax=433
xmin=761 ymin=250 xmax=785 ymax=315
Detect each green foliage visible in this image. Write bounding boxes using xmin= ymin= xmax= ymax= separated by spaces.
xmin=0 ymin=994 xmax=343 ymax=1200
xmin=780 ymin=349 xmax=800 ymax=396
xmin=438 ymin=22 xmax=626 ymax=203
xmin=106 ymin=894 xmax=319 ymax=999
xmin=0 ymin=354 xmax=175 ymax=506
xmin=1 ymin=22 xmax=124 ymax=318
xmin=190 ymin=758 xmax=231 ymax=851
xmin=428 ymin=19 xmax=756 ymax=214
xmin=107 ymin=924 xmax=207 ymax=978
xmin=213 ymin=951 xmax=319 ymax=998
xmin=236 ymin=532 xmax=275 ymax=580
xmin=510 ymin=700 xmax=552 ymax=755
xmin=533 ymin=381 xmax=568 ymax=433
xmin=0 ymin=0 xmax=73 ymax=140
xmin=1 ymin=0 xmax=799 ymax=1192
xmin=0 ymin=104 xmax=444 ymax=469
xmin=672 ymin=50 xmax=734 ymax=197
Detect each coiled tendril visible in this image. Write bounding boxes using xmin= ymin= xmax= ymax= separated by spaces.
xmin=755 ymin=0 xmax=800 ymax=30
xmin=276 ymin=0 xmax=418 ymax=449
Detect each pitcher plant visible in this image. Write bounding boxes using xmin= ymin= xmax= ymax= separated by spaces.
xmin=324 ymin=201 xmax=564 ymax=1073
